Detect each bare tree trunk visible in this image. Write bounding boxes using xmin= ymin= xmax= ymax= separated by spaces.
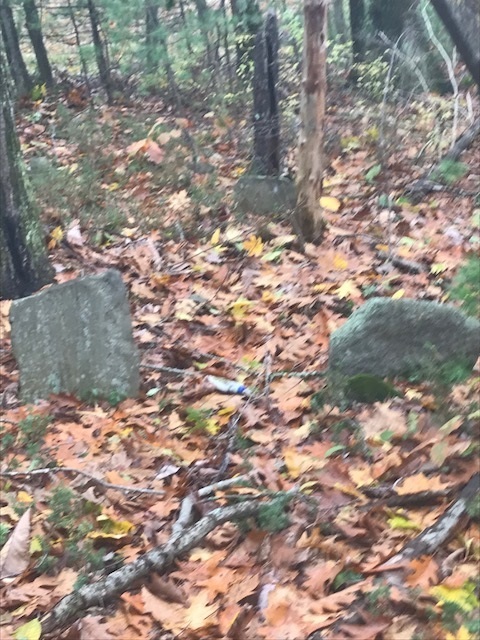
xmin=23 ymin=0 xmax=53 ymax=88
xmin=295 ymin=0 xmax=327 ymax=243
xmin=0 ymin=30 xmax=53 ymax=299
xmin=252 ymin=10 xmax=280 ymax=175
xmin=145 ymin=0 xmax=160 ymax=72
xmin=430 ymin=0 xmax=480 ymax=90
xmin=331 ymin=0 xmax=347 ymax=41
xmin=66 ymin=0 xmax=92 ymax=100
xmin=0 ymin=0 xmax=31 ymax=97
xmin=86 ymin=0 xmax=113 ymax=103
xmin=348 ymin=0 xmax=365 ymax=81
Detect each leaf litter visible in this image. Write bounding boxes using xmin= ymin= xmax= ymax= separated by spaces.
xmin=0 ymin=89 xmax=479 ymax=639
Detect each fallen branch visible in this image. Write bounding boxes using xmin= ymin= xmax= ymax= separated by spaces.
xmin=376 ymin=250 xmax=425 ymax=274
xmin=378 ymin=473 xmax=479 ymax=586
xmin=406 ymin=118 xmax=480 ymax=201
xmin=40 ymin=493 xmax=296 ymax=635
xmin=0 ymin=467 xmax=165 ymax=497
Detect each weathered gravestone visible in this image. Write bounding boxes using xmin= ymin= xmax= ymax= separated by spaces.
xmin=234 ymin=175 xmax=297 ymax=215
xmin=10 ymin=269 xmax=140 ymax=402
xmin=329 ymin=298 xmax=480 ymax=378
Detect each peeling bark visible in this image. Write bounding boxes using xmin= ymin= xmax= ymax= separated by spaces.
xmin=295 ymin=0 xmax=327 ymax=242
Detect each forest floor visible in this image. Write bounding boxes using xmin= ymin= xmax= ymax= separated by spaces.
xmin=0 ymin=86 xmax=479 ymax=640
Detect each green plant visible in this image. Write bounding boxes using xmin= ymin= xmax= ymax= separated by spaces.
xmin=47 ymin=486 xmax=76 ymax=530
xmin=431 ymin=159 xmax=469 ymax=186
xmin=18 ymin=414 xmax=50 ymax=457
xmin=332 ymin=569 xmax=364 ymax=591
xmin=0 ymin=523 xmax=11 ymax=548
xmin=354 ymin=58 xmax=394 ymax=101
xmin=256 ymin=495 xmax=291 ymax=532
xmin=183 ymin=407 xmax=213 ymax=434
xmin=450 ymin=256 xmax=480 ymax=317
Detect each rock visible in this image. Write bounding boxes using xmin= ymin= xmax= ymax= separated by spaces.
xmin=329 ymin=298 xmax=480 ymax=379
xmin=234 ymin=175 xmax=297 ymax=215
xmin=10 ymin=269 xmax=140 ymax=403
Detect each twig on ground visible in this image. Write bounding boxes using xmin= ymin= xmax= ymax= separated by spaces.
xmin=364 ymin=485 xmax=455 ymax=507
xmin=376 ymin=250 xmax=426 ymax=274
xmin=379 ymin=473 xmax=480 ymax=586
xmin=0 ymin=467 xmax=166 ymax=497
xmin=40 ymin=492 xmax=298 ymax=634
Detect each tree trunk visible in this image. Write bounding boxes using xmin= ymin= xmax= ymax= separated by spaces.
xmin=0 ymin=0 xmax=31 ymax=97
xmin=331 ymin=0 xmax=347 ymax=42
xmin=295 ymin=0 xmax=327 ymax=242
xmin=145 ymin=0 xmax=160 ymax=72
xmin=86 ymin=0 xmax=113 ymax=103
xmin=23 ymin=0 xmax=53 ymax=88
xmin=430 ymin=0 xmax=480 ymax=90
xmin=348 ymin=0 xmax=365 ymax=74
xmin=0 ymin=31 xmax=53 ymax=300
xmin=252 ymin=10 xmax=280 ymax=175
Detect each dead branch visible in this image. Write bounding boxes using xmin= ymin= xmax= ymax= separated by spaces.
xmin=376 ymin=250 xmax=426 ymax=274
xmin=406 ymin=118 xmax=480 ymax=201
xmin=40 ymin=494 xmax=295 ymax=635
xmin=379 ymin=473 xmax=479 ymax=587
xmin=0 ymin=467 xmax=165 ymax=497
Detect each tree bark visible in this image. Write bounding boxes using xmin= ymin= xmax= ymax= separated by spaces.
xmin=0 ymin=30 xmax=53 ymax=299
xmin=430 ymin=0 xmax=480 ymax=90
xmin=23 ymin=0 xmax=53 ymax=88
xmin=295 ymin=0 xmax=327 ymax=242
xmin=86 ymin=0 xmax=113 ymax=103
xmin=349 ymin=0 xmax=365 ymax=67
xmin=145 ymin=0 xmax=160 ymax=72
xmin=252 ymin=10 xmax=280 ymax=175
xmin=0 ymin=0 xmax=31 ymax=97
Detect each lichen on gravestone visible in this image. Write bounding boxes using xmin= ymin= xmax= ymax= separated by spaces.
xmin=10 ymin=269 xmax=140 ymax=403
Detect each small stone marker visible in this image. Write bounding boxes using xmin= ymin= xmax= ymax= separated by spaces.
xmin=10 ymin=269 xmax=140 ymax=402
xmin=234 ymin=175 xmax=297 ymax=215
xmin=329 ymin=298 xmax=480 ymax=378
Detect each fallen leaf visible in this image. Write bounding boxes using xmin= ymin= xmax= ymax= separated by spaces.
xmin=0 ymin=508 xmax=31 ymax=580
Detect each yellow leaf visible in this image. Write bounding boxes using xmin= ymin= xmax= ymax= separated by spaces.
xmin=392 ymin=289 xmax=405 ymax=299
xmin=300 ymin=480 xmax=319 ymax=493
xmin=229 ymin=297 xmax=253 ymax=320
xmin=243 ymin=235 xmax=263 ymax=257
xmin=14 ymin=619 xmax=41 ymax=640
xmin=333 ymin=253 xmax=348 ymax=270
xmin=211 ymin=228 xmax=221 ymax=245
xmin=89 ymin=516 xmax=135 ymax=540
xmin=430 ymin=583 xmax=479 ymax=613
xmin=446 ymin=626 xmax=472 ymax=640
xmin=205 ymin=418 xmax=220 ymax=435
xmin=319 ymin=196 xmax=341 ymax=212
xmin=430 ymin=263 xmax=447 ymax=274
xmin=48 ymin=226 xmax=63 ymax=249
xmin=17 ymin=491 xmax=33 ymax=504
xmin=336 ymin=280 xmax=360 ymax=300
xmin=29 ymin=536 xmax=42 ymax=554
xmin=388 ymin=515 xmax=421 ymax=531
